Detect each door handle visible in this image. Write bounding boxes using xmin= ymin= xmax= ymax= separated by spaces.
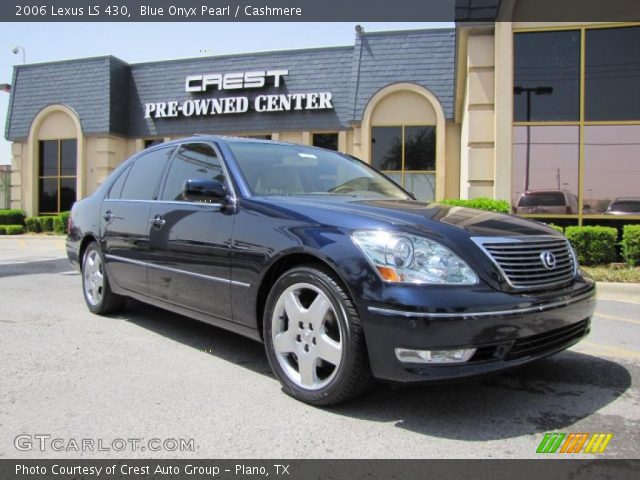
xmin=103 ymin=211 xmax=113 ymax=222
xmin=150 ymin=215 xmax=166 ymax=229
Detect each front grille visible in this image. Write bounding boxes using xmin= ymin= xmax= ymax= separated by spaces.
xmin=473 ymin=236 xmax=576 ymax=290
xmin=505 ymin=318 xmax=589 ymax=360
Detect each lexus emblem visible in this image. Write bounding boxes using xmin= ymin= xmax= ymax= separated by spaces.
xmin=540 ymin=251 xmax=557 ymax=270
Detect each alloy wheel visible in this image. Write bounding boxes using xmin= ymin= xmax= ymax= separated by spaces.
xmin=271 ymin=282 xmax=344 ymax=390
xmin=83 ymin=249 xmax=104 ymax=306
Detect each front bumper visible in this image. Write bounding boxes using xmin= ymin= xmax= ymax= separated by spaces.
xmin=360 ymin=280 xmax=596 ymax=382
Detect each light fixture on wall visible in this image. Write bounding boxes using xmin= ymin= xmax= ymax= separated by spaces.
xmin=0 ymin=83 xmax=11 ymax=93
xmin=12 ymin=45 xmax=26 ymax=64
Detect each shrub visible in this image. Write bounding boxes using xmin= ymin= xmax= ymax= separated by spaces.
xmin=54 ymin=211 xmax=71 ymax=234
xmin=440 ymin=197 xmax=510 ymax=214
xmin=37 ymin=216 xmax=55 ymax=232
xmin=24 ymin=217 xmax=42 ymax=233
xmin=565 ymin=226 xmax=617 ymax=266
xmin=0 ymin=226 xmax=4 ymax=234
xmin=0 ymin=209 xmax=26 ymax=226
xmin=4 ymin=225 xmax=24 ymax=235
xmin=621 ymin=225 xmax=640 ymax=267
xmin=547 ymin=224 xmax=564 ymax=234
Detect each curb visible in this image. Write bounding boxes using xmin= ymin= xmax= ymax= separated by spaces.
xmin=596 ymin=282 xmax=640 ymax=303
xmin=0 ymin=235 xmax=66 ymax=239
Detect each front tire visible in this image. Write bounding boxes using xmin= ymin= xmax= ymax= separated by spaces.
xmin=82 ymin=242 xmax=125 ymax=315
xmin=263 ymin=265 xmax=373 ymax=406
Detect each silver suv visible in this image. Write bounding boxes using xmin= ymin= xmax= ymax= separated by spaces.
xmin=514 ymin=190 xmax=578 ymax=215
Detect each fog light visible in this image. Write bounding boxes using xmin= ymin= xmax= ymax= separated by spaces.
xmin=395 ymin=347 xmax=476 ymax=364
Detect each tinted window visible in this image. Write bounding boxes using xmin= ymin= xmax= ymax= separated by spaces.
xmin=60 ymin=178 xmax=77 ymax=212
xmin=514 ymin=30 xmax=580 ymax=121
xmin=39 ymin=140 xmax=58 ymax=176
xmin=37 ymin=139 xmax=77 ymax=214
xmin=586 ymin=26 xmax=640 ymax=121
xmin=38 ymin=178 xmax=58 ymax=213
xmin=144 ymin=139 xmax=163 ymax=148
xmin=313 ymin=133 xmax=339 ymax=151
xmin=161 ymin=143 xmax=225 ymax=201
xmin=60 ymin=140 xmax=77 ymax=176
xmin=371 ymin=127 xmax=402 ymax=170
xmin=107 ymin=166 xmax=131 ymax=200
xmin=120 ymin=147 xmax=173 ymax=200
xmin=405 ymin=126 xmax=436 ymax=171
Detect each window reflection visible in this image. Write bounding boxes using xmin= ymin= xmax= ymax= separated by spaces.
xmin=371 ymin=127 xmax=402 ymax=170
xmin=404 ymin=173 xmax=435 ymax=202
xmin=371 ymin=126 xmax=437 ymax=202
xmin=584 ymin=126 xmax=640 ymax=215
xmin=586 ymin=26 xmax=640 ymax=121
xmin=514 ymin=30 xmax=580 ymax=122
xmin=405 ymin=126 xmax=436 ymax=170
xmin=512 ymin=126 xmax=579 ymax=214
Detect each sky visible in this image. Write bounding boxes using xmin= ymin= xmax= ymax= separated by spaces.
xmin=0 ymin=22 xmax=452 ymax=165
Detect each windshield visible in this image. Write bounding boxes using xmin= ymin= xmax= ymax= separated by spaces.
xmin=228 ymin=142 xmax=410 ymax=199
xmin=518 ymin=192 xmax=566 ymax=207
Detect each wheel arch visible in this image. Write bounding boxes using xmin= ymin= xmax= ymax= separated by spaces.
xmin=78 ymin=234 xmax=99 ymax=270
xmin=255 ymin=250 xmax=357 ymax=340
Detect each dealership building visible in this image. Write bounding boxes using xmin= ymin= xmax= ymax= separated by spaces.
xmin=3 ymin=15 xmax=640 ymax=225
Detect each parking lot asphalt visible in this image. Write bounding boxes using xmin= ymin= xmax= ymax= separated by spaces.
xmin=0 ymin=237 xmax=638 ymax=459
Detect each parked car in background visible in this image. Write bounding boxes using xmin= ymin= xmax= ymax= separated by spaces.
xmin=67 ymin=137 xmax=596 ymax=405
xmin=514 ymin=190 xmax=578 ymax=215
xmin=604 ymin=197 xmax=640 ymax=215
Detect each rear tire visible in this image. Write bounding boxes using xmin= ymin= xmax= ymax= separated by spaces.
xmin=81 ymin=242 xmax=125 ymax=315
xmin=263 ymin=265 xmax=373 ymax=406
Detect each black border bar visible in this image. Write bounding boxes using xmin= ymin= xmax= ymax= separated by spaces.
xmin=2 ymin=0 xmax=640 ymax=22
xmin=3 ymin=459 xmax=640 ymax=480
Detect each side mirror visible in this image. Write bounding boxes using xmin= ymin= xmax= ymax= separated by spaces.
xmin=183 ymin=178 xmax=227 ymax=203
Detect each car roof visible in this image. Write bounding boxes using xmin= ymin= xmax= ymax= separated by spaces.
xmin=146 ymin=135 xmax=321 ymax=150
xmin=611 ymin=197 xmax=640 ymax=202
xmin=520 ymin=190 xmax=571 ymax=195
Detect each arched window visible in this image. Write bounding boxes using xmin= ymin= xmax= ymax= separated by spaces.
xmin=362 ymin=84 xmax=446 ymax=202
xmin=29 ymin=106 xmax=82 ymax=215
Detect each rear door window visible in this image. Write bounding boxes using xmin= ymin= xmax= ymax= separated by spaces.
xmin=107 ymin=166 xmax=131 ymax=199
xmin=120 ymin=147 xmax=174 ymax=200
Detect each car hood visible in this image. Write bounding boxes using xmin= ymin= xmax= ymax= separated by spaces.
xmin=255 ymin=195 xmax=559 ymax=238
xmin=248 ymin=196 xmax=564 ymax=293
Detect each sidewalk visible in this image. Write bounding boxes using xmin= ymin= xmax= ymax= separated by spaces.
xmin=0 ymin=235 xmax=67 ymax=264
xmin=596 ymin=282 xmax=640 ymax=303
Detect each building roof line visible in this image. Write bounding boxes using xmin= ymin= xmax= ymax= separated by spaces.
xmin=12 ymin=55 xmax=124 ymax=69
xmin=359 ymin=27 xmax=455 ymax=37
xmin=129 ymin=46 xmax=355 ymax=68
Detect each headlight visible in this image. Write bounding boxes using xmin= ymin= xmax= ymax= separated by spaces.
xmin=351 ymin=230 xmax=478 ymax=285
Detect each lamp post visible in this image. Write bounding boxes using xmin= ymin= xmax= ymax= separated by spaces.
xmin=514 ymin=86 xmax=553 ymax=192
xmin=12 ymin=46 xmax=26 ymax=64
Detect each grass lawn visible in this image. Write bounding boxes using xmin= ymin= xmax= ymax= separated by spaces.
xmin=582 ymin=266 xmax=640 ymax=283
